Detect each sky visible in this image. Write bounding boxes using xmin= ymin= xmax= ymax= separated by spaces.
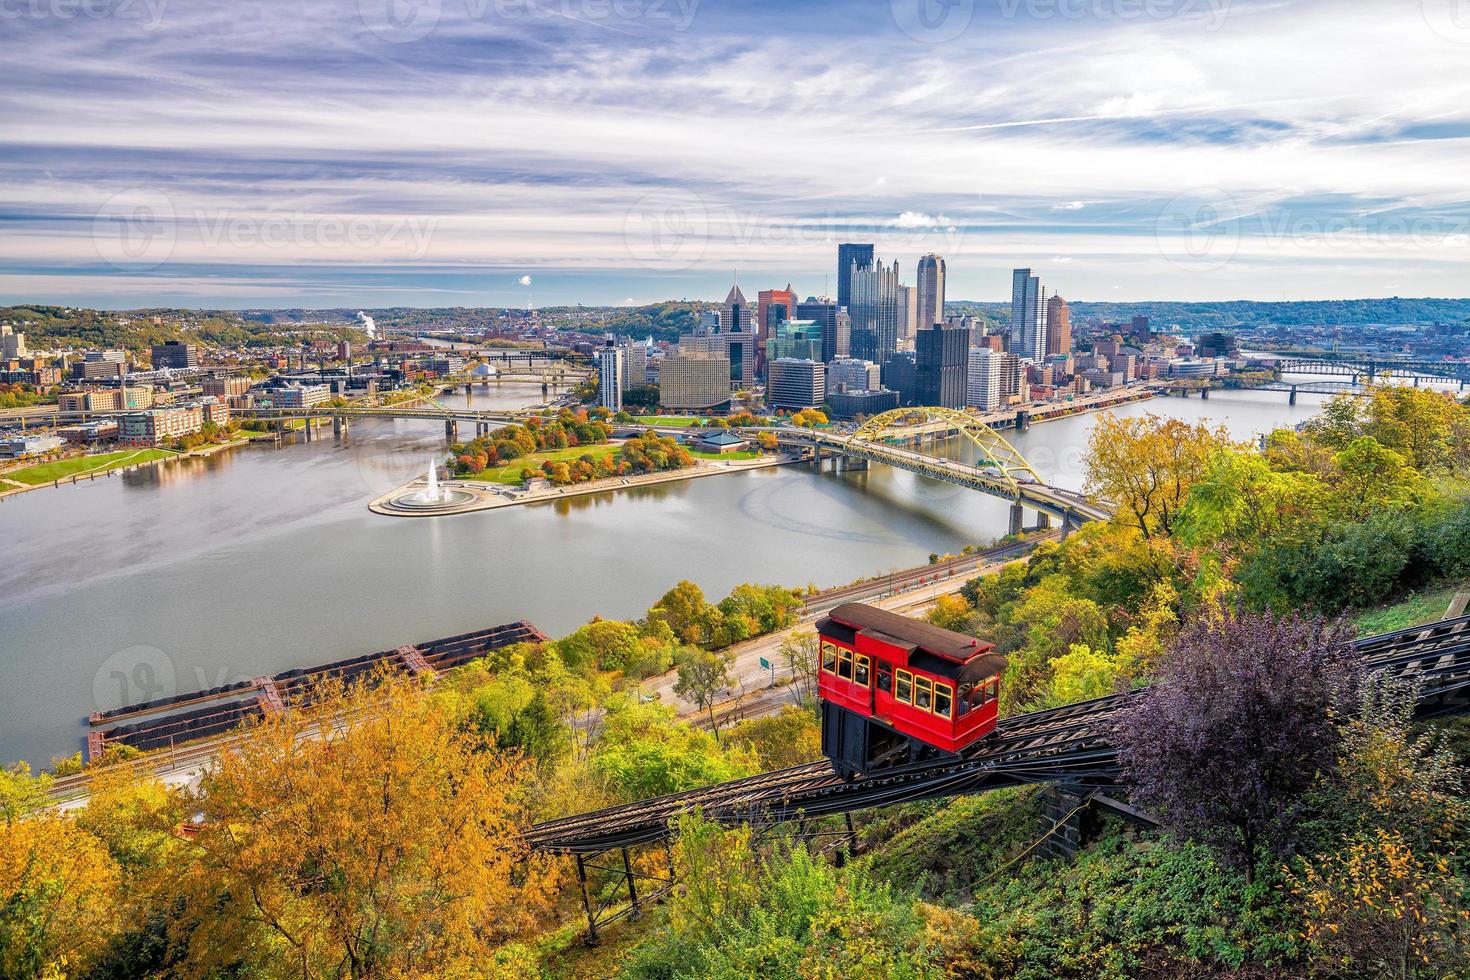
xmin=3 ymin=0 xmax=1470 ymax=309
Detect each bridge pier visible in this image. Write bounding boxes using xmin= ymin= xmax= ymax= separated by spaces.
xmin=445 ymin=420 xmax=458 ymax=442
xmin=332 ymin=416 xmax=348 ymax=439
xmin=1289 ymin=385 xmax=1298 ymax=406
xmin=1037 ymin=784 xmax=1096 ymax=862
xmin=1199 ymin=387 xmax=1209 ymax=400
xmin=1014 ymin=410 xmax=1030 ymax=431
xmin=840 ymin=456 xmax=868 ymax=473
xmin=1009 ymin=503 xmax=1024 ymax=537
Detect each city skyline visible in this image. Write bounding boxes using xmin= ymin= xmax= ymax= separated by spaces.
xmin=4 ymin=1 xmax=1470 ymax=309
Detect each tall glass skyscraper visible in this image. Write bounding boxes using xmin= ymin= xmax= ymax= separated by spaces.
xmin=837 ymin=243 xmax=874 ymax=312
xmin=1010 ymin=268 xmax=1048 ymax=362
xmin=848 ymin=257 xmax=900 ymax=365
xmin=916 ymin=253 xmax=946 ymax=332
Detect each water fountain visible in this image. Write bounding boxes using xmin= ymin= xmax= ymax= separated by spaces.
xmin=377 ymin=455 xmax=478 ymax=514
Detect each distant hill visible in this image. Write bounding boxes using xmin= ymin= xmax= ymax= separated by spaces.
xmin=946 ymin=297 xmax=1470 ymax=331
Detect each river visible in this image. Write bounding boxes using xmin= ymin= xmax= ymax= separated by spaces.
xmin=0 ymin=384 xmax=1328 ymax=766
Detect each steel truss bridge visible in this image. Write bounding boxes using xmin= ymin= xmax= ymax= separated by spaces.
xmin=776 ymin=407 xmax=1113 ymax=530
xmin=527 ymin=614 xmax=1470 ymax=939
xmin=1270 ymin=355 xmax=1470 ymax=386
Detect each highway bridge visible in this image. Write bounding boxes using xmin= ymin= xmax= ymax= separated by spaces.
xmin=1265 ymin=354 xmax=1470 ymax=386
xmin=527 ymin=613 xmax=1470 ymax=938
xmin=774 ymin=407 xmax=1114 ymax=533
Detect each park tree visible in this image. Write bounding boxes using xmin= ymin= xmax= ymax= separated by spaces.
xmin=172 ymin=671 xmax=559 ymax=978
xmin=675 ymin=648 xmax=737 ymax=740
xmin=0 ymin=814 xmax=122 ymax=979
xmin=556 ymin=617 xmax=643 ymax=671
xmin=0 ymin=762 xmax=50 ymax=824
xmin=778 ymin=632 xmax=820 ymax=704
xmin=1113 ymin=607 xmax=1360 ymax=881
xmin=1086 ymin=413 xmax=1232 ymax=541
xmin=649 ymin=580 xmax=718 ymax=646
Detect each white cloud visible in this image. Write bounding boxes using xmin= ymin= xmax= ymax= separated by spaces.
xmin=518 ymin=275 xmax=533 ymax=286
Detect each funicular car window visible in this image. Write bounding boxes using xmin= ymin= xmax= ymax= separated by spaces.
xmin=914 ymin=676 xmax=933 ymax=710
xmin=895 ymin=669 xmax=913 ymax=703
xmin=821 ymin=642 xmax=838 ymax=674
xmin=854 ymin=655 xmax=870 ymax=687
xmin=876 ymin=662 xmax=893 ymax=692
xmin=837 ymin=648 xmax=854 ymax=680
xmin=933 ymin=682 xmax=953 ymax=718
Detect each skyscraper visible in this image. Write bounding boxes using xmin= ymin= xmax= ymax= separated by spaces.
xmin=916 ymin=254 xmax=946 ymax=331
xmin=896 ymin=284 xmax=918 ymax=345
xmin=757 ymin=284 xmax=797 ymax=375
xmin=720 ymin=284 xmax=755 ymax=386
xmin=848 ymin=257 xmax=900 ymax=365
xmin=914 ymin=321 xmax=968 ymax=409
xmin=966 ymin=347 xmax=1005 ymax=410
xmin=837 ymin=243 xmax=874 ymax=312
xmin=1045 ymin=294 xmax=1072 ymax=357
xmin=596 ymin=338 xmax=624 ymax=412
xmin=1010 ymin=268 xmax=1048 ymax=362
xmin=767 ymin=320 xmax=824 ymax=363
xmin=796 ymin=298 xmax=838 ymax=363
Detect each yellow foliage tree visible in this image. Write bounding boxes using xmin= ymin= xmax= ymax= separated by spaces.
xmin=172 ymin=671 xmax=560 ymax=979
xmin=0 ymin=814 xmax=122 ymax=979
xmin=1086 ymin=413 xmax=1232 ymax=541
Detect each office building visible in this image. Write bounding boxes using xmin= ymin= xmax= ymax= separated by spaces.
xmin=0 ymin=325 xmax=26 ymax=359
xmin=915 ymin=322 xmax=968 ymax=409
xmin=967 ymin=348 xmax=1007 ymax=410
xmin=0 ymin=435 xmax=63 ymax=459
xmin=1046 ymin=295 xmax=1072 ymax=357
xmin=1010 ymin=268 xmax=1048 ymax=362
xmin=621 ymin=341 xmax=649 ymax=388
xmin=767 ymin=358 xmax=825 ymax=411
xmin=848 ymin=257 xmax=901 ymax=364
xmin=719 ymin=284 xmax=755 ymax=386
xmin=151 ymin=340 xmax=199 ymax=370
xmin=916 ymin=254 xmax=946 ymax=331
xmin=202 ymin=376 xmax=253 ymax=399
xmin=836 ymin=243 xmax=874 ymax=312
xmin=896 ymin=284 xmax=919 ymax=344
xmin=767 ymin=320 xmax=824 ymax=364
xmin=659 ymin=356 xmax=732 ymax=411
xmin=596 ymin=338 xmax=624 ymax=412
xmin=73 ymin=351 xmax=128 ymax=381
xmin=881 ymin=351 xmax=917 ymax=406
xmin=698 ymin=309 xmax=721 ymax=332
xmin=826 ymin=357 xmax=881 ymax=394
xmin=797 ymin=298 xmax=839 ymax=363
xmin=827 ymin=388 xmax=900 ymax=420
xmin=757 ymin=285 xmax=797 ymax=374
xmin=268 ymin=384 xmax=333 ymax=408
xmin=119 ymin=404 xmax=205 ymax=446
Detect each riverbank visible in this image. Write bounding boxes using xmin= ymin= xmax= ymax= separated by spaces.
xmin=368 ymin=451 xmax=796 ymax=517
xmin=0 ymin=436 xmax=251 ymax=500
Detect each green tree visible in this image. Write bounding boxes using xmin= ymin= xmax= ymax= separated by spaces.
xmin=675 ymin=648 xmax=737 ymax=739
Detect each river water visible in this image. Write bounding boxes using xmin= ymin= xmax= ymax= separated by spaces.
xmin=0 ymin=383 xmax=1328 ymax=766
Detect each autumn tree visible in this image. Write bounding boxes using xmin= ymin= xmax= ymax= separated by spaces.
xmin=1086 ymin=412 xmax=1232 ymax=540
xmin=777 ymin=631 xmax=820 ymax=704
xmin=0 ymin=763 xmax=50 ymax=824
xmin=172 ymin=671 xmax=559 ymax=978
xmin=675 ymin=648 xmax=736 ymax=740
xmin=0 ymin=814 xmax=122 ymax=979
xmin=1113 ymin=607 xmax=1360 ymax=881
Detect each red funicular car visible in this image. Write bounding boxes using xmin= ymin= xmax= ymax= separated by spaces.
xmin=816 ymin=602 xmax=1007 ymax=776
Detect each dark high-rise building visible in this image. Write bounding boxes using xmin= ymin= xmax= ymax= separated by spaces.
xmin=880 ymin=351 xmax=917 ymax=407
xmin=1010 ymin=268 xmax=1047 ymax=362
xmin=916 ymin=254 xmax=946 ymax=330
xmin=914 ymin=322 xmax=968 ymax=408
xmin=837 ymin=243 xmax=874 ymax=312
xmin=848 ymin=257 xmax=900 ymax=364
xmin=720 ymin=284 xmax=755 ymax=386
xmin=151 ymin=340 xmax=199 ymax=370
xmin=797 ymin=298 xmax=838 ymax=362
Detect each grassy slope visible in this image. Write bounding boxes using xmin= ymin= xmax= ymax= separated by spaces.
xmin=4 ymin=448 xmax=175 ymax=485
xmin=1353 ymin=580 xmax=1468 ymax=635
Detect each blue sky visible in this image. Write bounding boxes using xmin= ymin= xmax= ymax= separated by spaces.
xmin=3 ymin=0 xmax=1470 ymax=309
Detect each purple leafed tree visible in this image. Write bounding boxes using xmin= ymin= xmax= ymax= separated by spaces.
xmin=1113 ymin=606 xmax=1361 ymax=880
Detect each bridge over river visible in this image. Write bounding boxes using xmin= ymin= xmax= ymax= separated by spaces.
xmin=772 ymin=407 xmax=1114 ymax=534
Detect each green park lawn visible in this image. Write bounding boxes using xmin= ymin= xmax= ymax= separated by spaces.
xmin=4 ymin=448 xmax=176 ymax=486
xmin=632 ymin=415 xmax=703 ymax=427
xmin=463 ymin=443 xmax=622 ymax=485
xmin=690 ymin=450 xmax=762 ymax=461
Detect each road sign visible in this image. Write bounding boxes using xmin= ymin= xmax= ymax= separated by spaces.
xmin=758 ymin=657 xmax=771 ymax=671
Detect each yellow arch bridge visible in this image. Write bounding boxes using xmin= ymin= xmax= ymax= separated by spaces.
xmin=775 ymin=407 xmax=1112 ymax=533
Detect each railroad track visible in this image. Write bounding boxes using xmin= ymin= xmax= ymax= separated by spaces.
xmin=526 ymin=615 xmax=1470 ymax=854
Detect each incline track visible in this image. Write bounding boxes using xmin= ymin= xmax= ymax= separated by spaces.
xmin=526 ymin=615 xmax=1470 ymax=854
